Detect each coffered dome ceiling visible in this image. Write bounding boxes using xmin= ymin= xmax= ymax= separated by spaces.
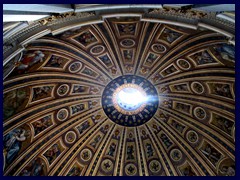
xmin=3 ymin=5 xmax=235 ymax=176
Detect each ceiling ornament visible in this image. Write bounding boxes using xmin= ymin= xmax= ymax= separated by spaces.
xmin=102 ymin=75 xmax=159 ymax=127
xmin=3 ymin=10 xmax=235 ymax=176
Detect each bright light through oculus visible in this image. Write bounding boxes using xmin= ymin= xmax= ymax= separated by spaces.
xmin=117 ymin=88 xmax=147 ymax=106
xmin=113 ymin=84 xmax=148 ymax=112
xmin=102 ymin=75 xmax=159 ymax=126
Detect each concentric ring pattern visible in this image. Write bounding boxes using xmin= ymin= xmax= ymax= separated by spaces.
xmin=3 ymin=15 xmax=235 ymax=176
xmin=102 ymin=75 xmax=159 ymax=127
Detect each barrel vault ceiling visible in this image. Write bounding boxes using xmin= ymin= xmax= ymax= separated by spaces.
xmin=3 ymin=4 xmax=235 ymax=176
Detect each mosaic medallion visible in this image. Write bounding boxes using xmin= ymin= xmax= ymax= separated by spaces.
xmin=120 ymin=39 xmax=135 ymax=47
xmin=65 ymin=131 xmax=77 ymax=144
xmin=177 ymin=59 xmax=191 ymax=70
xmin=170 ymin=149 xmax=182 ymax=162
xmin=68 ymin=62 xmax=82 ymax=73
xmin=57 ymin=108 xmax=69 ymax=121
xmin=57 ymin=84 xmax=69 ymax=96
xmin=149 ymin=160 xmax=161 ymax=173
xmin=101 ymin=159 xmax=114 ymax=173
xmin=186 ymin=130 xmax=199 ymax=143
xmin=102 ymin=75 xmax=159 ymax=127
xmin=194 ymin=107 xmax=206 ymax=120
xmin=80 ymin=148 xmax=92 ymax=162
xmin=125 ymin=163 xmax=137 ymax=176
xmin=191 ymin=82 xmax=205 ymax=94
xmin=151 ymin=43 xmax=166 ymax=54
xmin=90 ymin=45 xmax=105 ymax=55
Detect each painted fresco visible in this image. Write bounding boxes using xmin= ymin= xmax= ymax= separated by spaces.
xmin=3 ymin=12 xmax=235 ymax=176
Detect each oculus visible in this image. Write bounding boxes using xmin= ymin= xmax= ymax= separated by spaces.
xmin=112 ymin=84 xmax=147 ymax=114
xmin=102 ymin=75 xmax=159 ymax=127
